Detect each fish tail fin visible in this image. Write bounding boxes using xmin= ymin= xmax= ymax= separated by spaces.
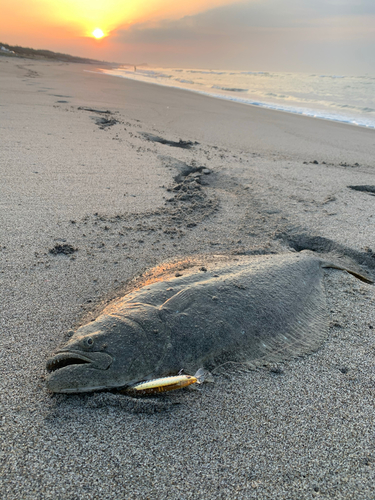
xmin=321 ymin=261 xmax=373 ymax=284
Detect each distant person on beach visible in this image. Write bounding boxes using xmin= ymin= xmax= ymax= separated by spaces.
xmin=134 ymin=65 xmax=136 ymax=72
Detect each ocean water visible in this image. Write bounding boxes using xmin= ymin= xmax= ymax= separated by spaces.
xmin=99 ymin=66 xmax=375 ymax=129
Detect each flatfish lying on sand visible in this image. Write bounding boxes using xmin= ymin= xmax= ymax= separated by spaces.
xmin=46 ymin=252 xmax=372 ymax=393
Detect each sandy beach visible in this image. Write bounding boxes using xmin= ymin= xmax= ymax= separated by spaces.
xmin=1 ymin=56 xmax=375 ymax=499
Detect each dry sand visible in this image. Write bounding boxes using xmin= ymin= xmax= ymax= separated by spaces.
xmin=1 ymin=56 xmax=375 ymax=499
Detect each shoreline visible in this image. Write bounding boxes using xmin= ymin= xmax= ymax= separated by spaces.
xmin=95 ymin=65 xmax=375 ymax=130
xmin=1 ymin=57 xmax=375 ymax=499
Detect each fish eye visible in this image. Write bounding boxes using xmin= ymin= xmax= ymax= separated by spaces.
xmin=86 ymin=337 xmax=94 ymax=346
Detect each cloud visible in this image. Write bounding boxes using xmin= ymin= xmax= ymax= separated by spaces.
xmin=111 ymin=0 xmax=375 ymax=73
xmin=114 ymin=0 xmax=375 ymax=44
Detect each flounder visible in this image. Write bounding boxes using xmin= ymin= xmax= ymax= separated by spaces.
xmin=46 ymin=252 xmax=372 ymax=393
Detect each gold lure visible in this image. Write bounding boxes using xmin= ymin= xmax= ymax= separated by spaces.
xmin=128 ymin=368 xmax=206 ymax=395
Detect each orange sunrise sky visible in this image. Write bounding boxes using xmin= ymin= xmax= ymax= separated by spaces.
xmin=1 ymin=0 xmax=374 ymax=73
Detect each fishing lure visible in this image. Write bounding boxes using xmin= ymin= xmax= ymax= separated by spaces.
xmin=128 ymin=368 xmax=206 ymax=395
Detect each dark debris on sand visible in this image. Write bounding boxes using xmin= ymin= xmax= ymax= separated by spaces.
xmin=141 ymin=132 xmax=199 ymax=149
xmin=95 ymin=117 xmax=118 ymax=129
xmin=78 ymin=107 xmax=113 ymax=114
xmin=348 ymin=185 xmax=375 ymax=196
xmin=49 ymin=243 xmax=78 ymax=255
xmin=77 ymin=107 xmax=118 ymax=129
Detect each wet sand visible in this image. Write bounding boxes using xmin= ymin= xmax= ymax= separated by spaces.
xmin=1 ymin=56 xmax=375 ymax=499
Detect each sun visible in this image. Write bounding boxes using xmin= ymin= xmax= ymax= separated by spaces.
xmin=92 ymin=28 xmax=104 ymax=39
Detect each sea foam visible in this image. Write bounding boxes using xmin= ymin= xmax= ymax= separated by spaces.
xmin=97 ymin=66 xmax=375 ymax=129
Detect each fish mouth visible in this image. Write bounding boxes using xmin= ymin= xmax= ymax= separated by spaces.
xmin=46 ymin=350 xmax=114 ymax=393
xmin=46 ymin=350 xmax=112 ymax=373
xmin=46 ymin=352 xmax=93 ymax=372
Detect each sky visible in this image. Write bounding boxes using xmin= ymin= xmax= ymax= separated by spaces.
xmin=1 ymin=0 xmax=374 ymax=74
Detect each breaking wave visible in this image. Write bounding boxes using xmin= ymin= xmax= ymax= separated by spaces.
xmin=96 ymin=66 xmax=375 ymax=129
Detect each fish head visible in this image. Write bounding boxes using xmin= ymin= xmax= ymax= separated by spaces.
xmin=46 ymin=309 xmax=164 ymax=393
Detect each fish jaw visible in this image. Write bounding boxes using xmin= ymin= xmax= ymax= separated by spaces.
xmin=46 ymin=350 xmax=113 ymax=393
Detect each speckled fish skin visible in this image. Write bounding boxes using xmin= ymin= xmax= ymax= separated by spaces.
xmin=45 ymin=252 xmax=360 ymax=393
